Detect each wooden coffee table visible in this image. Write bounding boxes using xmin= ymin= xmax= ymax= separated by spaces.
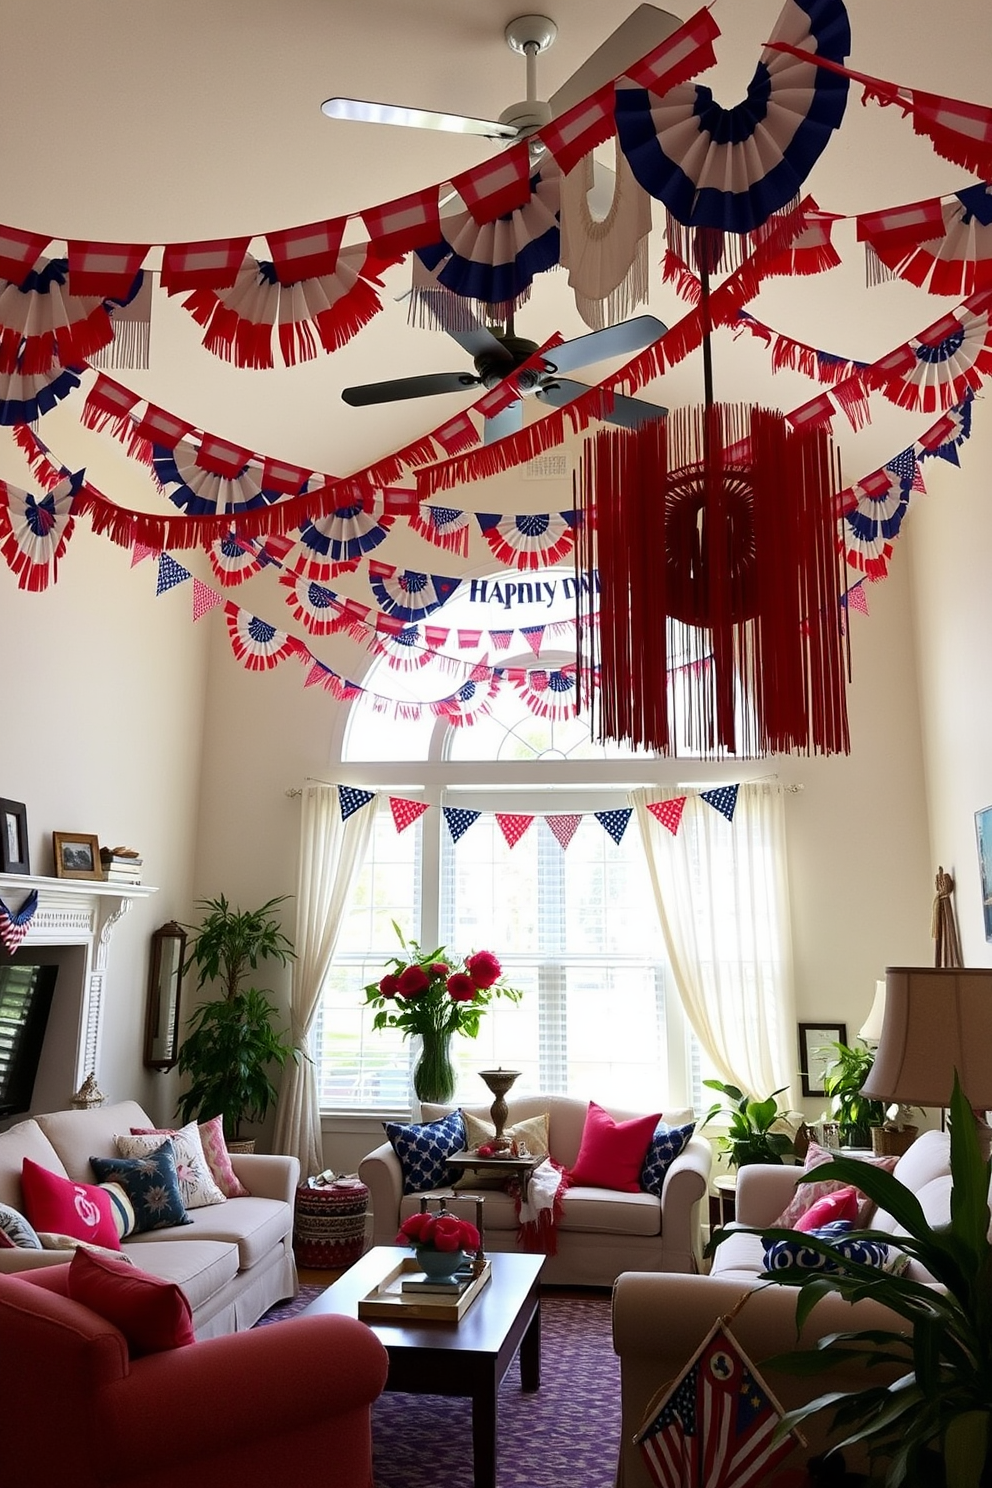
xmin=303 ymin=1246 xmax=544 ymax=1488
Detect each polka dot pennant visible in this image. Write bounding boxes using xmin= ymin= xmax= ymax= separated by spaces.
xmin=545 ymin=815 xmax=582 ymax=851
xmin=699 ymin=785 xmax=739 ymax=823
xmin=443 ymin=806 xmax=481 ymax=843
xmin=389 ymin=796 xmax=430 ymax=834
xmin=156 ymin=552 xmax=190 ymax=595
xmin=338 ymin=785 xmax=376 ymax=821
xmin=595 ymin=808 xmax=632 ymax=845
xmin=192 ymin=577 xmax=223 ymax=620
xmin=646 ymin=797 xmax=687 ymax=836
xmin=495 ymin=813 xmax=534 ymax=849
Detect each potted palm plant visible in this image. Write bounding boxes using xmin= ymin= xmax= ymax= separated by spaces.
xmin=700 ymin=1079 xmax=798 ymax=1168
xmin=175 ymin=894 xmax=295 ymax=1148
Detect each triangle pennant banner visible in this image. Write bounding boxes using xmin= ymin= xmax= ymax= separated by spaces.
xmin=389 ymin=796 xmax=430 ymax=834
xmin=495 ymin=813 xmax=535 ymax=849
xmin=443 ymin=806 xmax=481 ymax=843
xmin=338 ymin=785 xmax=376 ymax=822
xmin=545 ymin=814 xmax=582 ymax=851
xmin=700 ymin=785 xmax=739 ymax=823
xmin=646 ymin=797 xmax=687 ymax=836
xmin=131 ymin=541 xmax=157 ymax=567
xmin=156 ymin=552 xmax=191 ymax=595
xmin=192 ymin=578 xmax=224 ymax=620
xmin=595 ymin=808 xmax=632 ymax=845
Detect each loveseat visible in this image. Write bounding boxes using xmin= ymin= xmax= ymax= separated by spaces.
xmin=0 ymin=1100 xmax=299 ymax=1337
xmin=359 ymin=1094 xmax=712 ymax=1286
xmin=1 ymin=1265 xmax=388 ymax=1488
xmin=612 ymin=1129 xmax=953 ymax=1488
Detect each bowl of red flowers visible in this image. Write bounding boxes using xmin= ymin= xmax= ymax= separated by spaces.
xmin=397 ymin=1209 xmax=482 ymax=1279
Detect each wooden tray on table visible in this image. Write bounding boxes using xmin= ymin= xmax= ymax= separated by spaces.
xmin=357 ymin=1255 xmax=492 ymax=1323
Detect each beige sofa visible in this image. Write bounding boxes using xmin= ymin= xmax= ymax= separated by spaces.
xmin=0 ymin=1100 xmax=299 ymax=1338
xmin=359 ymin=1094 xmax=712 ymax=1286
xmin=611 ymin=1129 xmax=953 ymax=1488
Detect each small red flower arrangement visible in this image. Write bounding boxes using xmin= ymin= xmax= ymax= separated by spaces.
xmin=397 ymin=1210 xmax=481 ymax=1254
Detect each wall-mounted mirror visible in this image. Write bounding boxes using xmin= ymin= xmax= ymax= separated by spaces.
xmin=143 ymin=920 xmax=187 ymax=1071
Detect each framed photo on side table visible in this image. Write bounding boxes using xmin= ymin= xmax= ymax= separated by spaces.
xmin=0 ymin=798 xmax=29 ymax=873
xmin=798 ymin=1022 xmax=847 ymax=1099
xmin=976 ymin=806 xmax=992 ymax=943
xmin=52 ymin=831 xmax=103 ymax=881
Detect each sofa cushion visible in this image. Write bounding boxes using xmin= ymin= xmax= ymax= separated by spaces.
xmin=0 ymin=1200 xmax=41 ymax=1249
xmin=35 ymin=1101 xmax=153 ymax=1182
xmin=194 ymin=1114 xmax=251 ymax=1198
xmin=763 ymin=1219 xmax=895 ymax=1275
xmin=773 ymin=1144 xmax=899 ymax=1228
xmin=794 ymin=1185 xmax=859 ymax=1232
xmin=66 ymin=1246 xmax=195 ymax=1356
xmin=385 ymin=1112 xmax=465 ymax=1195
xmin=890 ymin=1129 xmax=952 ymax=1193
xmin=559 ymin=1186 xmax=662 ymax=1237
xmin=0 ymin=1120 xmax=67 ymax=1209
xmin=89 ymin=1142 xmax=192 ymax=1233
xmin=125 ymin=1196 xmax=292 ymax=1272
xmin=639 ymin=1122 xmax=695 ymax=1198
xmin=21 ymin=1158 xmax=122 ymax=1250
xmin=116 ymin=1122 xmax=226 ymax=1210
xmin=569 ymin=1102 xmax=661 ymax=1192
xmin=119 ymin=1237 xmax=241 ymax=1312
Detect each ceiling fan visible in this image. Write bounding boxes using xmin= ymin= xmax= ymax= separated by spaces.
xmin=341 ymin=297 xmax=669 ymax=439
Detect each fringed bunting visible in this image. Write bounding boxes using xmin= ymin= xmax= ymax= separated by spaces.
xmin=916 ymin=392 xmax=973 ymax=464
xmin=558 ymin=140 xmax=653 ymax=332
xmin=292 ymin=504 xmax=395 ymax=579
xmin=207 ymin=533 xmax=268 ymax=587
xmin=431 ymin=676 xmax=499 ymax=726
xmin=509 ymin=667 xmax=580 ymax=720
xmin=623 ymin=6 xmax=720 ymax=94
xmin=578 ymin=409 xmax=849 ymax=758
xmin=475 ymin=510 xmax=578 ymax=570
xmin=152 ymin=439 xmax=265 ymax=516
xmin=279 ymin=571 xmax=341 ymax=634
xmin=224 ymin=603 xmax=305 ymax=671
xmin=160 ymin=237 xmax=252 ymax=293
xmin=0 ymin=363 xmax=82 ymax=426
xmin=838 ymin=450 xmax=917 ymax=578
xmin=0 ymin=256 xmax=114 ymax=374
xmin=67 ymin=241 xmax=149 ymax=300
xmin=367 ymin=565 xmax=460 ymax=621
xmin=867 ymin=291 xmax=992 ymax=412
xmin=369 ymin=625 xmax=434 ymax=671
xmin=0 ymin=471 xmax=80 ymax=590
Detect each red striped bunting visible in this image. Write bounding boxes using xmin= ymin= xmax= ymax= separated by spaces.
xmin=161 ymin=237 xmax=251 ymax=293
xmin=538 ymin=83 xmax=615 ymax=175
xmin=134 ymin=404 xmax=195 ymax=451
xmin=266 ymin=219 xmax=345 ymax=285
xmin=67 ymin=241 xmax=148 ymax=298
xmin=451 ymin=142 xmax=532 ymax=224
xmin=362 ymin=187 xmax=442 ymax=258
xmin=624 ymin=6 xmax=719 ymax=93
xmin=195 ymin=434 xmax=252 ymax=478
xmin=857 ymin=198 xmax=946 ymax=253
xmin=0 ymin=224 xmax=51 ymax=283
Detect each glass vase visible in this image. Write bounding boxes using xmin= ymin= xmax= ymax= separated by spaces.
xmin=414 ymin=1031 xmax=456 ymax=1104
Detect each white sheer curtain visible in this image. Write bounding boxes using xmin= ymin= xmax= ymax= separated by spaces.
xmin=274 ymin=781 xmax=375 ymax=1174
xmin=631 ymin=782 xmax=797 ymax=1104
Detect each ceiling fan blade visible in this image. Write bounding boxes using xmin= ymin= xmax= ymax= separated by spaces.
xmin=320 ymin=96 xmax=518 ymax=139
xmin=417 ymin=285 xmax=511 ymax=363
xmin=342 ymin=372 xmax=480 ymax=407
xmin=537 ymin=377 xmax=667 ymax=430
xmin=483 ymin=402 xmax=524 ymax=445
xmin=543 ymin=315 xmax=668 ymax=376
xmin=548 ymin=4 xmax=683 ymax=118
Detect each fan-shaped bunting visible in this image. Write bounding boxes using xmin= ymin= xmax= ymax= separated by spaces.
xmin=152 ymin=439 xmax=274 ymax=517
xmin=509 ymin=667 xmax=580 ymax=720
xmin=407 ymin=504 xmax=473 ymax=557
xmin=0 ymin=256 xmax=114 ymax=373
xmin=431 ymin=676 xmax=499 ymax=727
xmin=0 ymin=471 xmax=81 ymax=590
xmin=368 ymin=567 xmax=461 ymax=621
xmin=615 ymin=0 xmax=851 ymax=237
xmin=475 ymin=510 xmax=578 ymax=570
xmin=414 ymin=161 xmax=561 ymax=319
xmin=278 ymin=571 xmax=342 ymax=634
xmin=916 ymin=392 xmax=973 ymax=464
xmin=839 ymin=449 xmax=918 ymax=578
xmin=179 ymin=246 xmax=393 ymax=368
xmin=369 ymin=625 xmax=434 ymax=671
xmin=861 ymin=183 xmax=992 ymax=299
xmin=224 ymin=604 xmax=306 ymax=671
xmin=868 ymin=290 xmax=992 ymax=412
xmin=207 ymin=533 xmax=269 ymax=587
xmin=0 ymin=362 xmax=82 ymax=425
xmin=290 ymin=503 xmax=396 ymax=581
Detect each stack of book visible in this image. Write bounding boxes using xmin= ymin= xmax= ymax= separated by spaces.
xmin=100 ymin=847 xmax=143 ymax=884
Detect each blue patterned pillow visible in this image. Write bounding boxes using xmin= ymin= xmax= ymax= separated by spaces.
xmin=89 ymin=1139 xmax=191 ymax=1233
xmin=640 ymin=1122 xmax=695 ymax=1197
xmin=384 ymin=1111 xmax=466 ymax=1195
xmin=763 ymin=1219 xmax=892 ymax=1274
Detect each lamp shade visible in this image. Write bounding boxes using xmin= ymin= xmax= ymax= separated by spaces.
xmin=858 ymin=980 xmax=887 ymax=1044
xmin=861 ymin=967 xmax=992 ymax=1109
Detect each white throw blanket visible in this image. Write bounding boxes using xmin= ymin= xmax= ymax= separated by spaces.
xmin=515 ymin=1157 xmax=570 ymax=1256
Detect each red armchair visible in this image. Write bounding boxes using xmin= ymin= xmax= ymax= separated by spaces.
xmin=1 ymin=1268 xmax=389 ymax=1488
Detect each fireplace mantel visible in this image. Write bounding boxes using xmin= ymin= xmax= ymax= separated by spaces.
xmin=0 ymin=872 xmax=157 ymax=1101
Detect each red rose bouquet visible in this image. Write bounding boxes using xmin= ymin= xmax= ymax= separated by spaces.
xmin=397 ymin=1210 xmax=481 ymax=1254
xmin=363 ymin=927 xmax=523 ymax=1044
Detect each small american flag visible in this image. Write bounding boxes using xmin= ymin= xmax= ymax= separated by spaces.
xmin=636 ymin=1318 xmax=803 ymax=1488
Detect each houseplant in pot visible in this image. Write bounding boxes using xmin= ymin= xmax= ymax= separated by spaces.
xmin=175 ymin=894 xmax=295 ymax=1149
xmin=700 ymin=1079 xmax=798 ymax=1168
xmin=821 ymin=1039 xmax=888 ymax=1149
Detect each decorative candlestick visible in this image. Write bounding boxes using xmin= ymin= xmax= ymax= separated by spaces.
xmin=479 ymin=1067 xmax=520 ymax=1153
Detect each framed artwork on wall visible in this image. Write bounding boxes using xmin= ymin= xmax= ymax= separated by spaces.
xmin=976 ymin=806 xmax=992 ymax=943
xmin=0 ymin=799 xmax=29 ymax=874
xmin=797 ymin=1022 xmax=847 ymax=1099
xmin=52 ymin=832 xmax=102 ymax=881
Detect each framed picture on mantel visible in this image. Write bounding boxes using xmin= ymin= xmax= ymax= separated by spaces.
xmin=0 ymin=798 xmax=29 ymax=874
xmin=52 ymin=831 xmax=102 ymax=881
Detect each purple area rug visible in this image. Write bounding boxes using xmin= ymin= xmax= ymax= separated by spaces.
xmin=255 ymin=1287 xmax=620 ymax=1487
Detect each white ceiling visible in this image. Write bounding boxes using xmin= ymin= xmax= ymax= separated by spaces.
xmin=2 ymin=0 xmax=990 ymax=505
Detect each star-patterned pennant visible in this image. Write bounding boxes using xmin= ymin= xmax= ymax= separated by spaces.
xmin=845 ymin=584 xmax=870 ymax=616
xmin=545 ymin=815 xmax=582 ymax=851
xmin=389 ymin=797 xmax=430 ymax=834
xmin=130 ymin=541 xmax=157 ymax=566
xmin=646 ymin=797 xmax=687 ymax=836
xmin=443 ymin=806 xmax=481 ymax=843
xmin=520 ymin=625 xmax=545 ymax=657
xmin=192 ymin=578 xmax=224 ymax=620
xmin=496 ymin=813 xmax=535 ymax=849
xmin=156 ymin=552 xmax=191 ymax=595
xmin=338 ymin=785 xmax=376 ymax=822
xmin=595 ymin=808 xmax=632 ymax=845
xmin=700 ymin=785 xmax=739 ymax=823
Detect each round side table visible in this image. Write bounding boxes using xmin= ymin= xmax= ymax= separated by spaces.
xmin=711 ymin=1172 xmax=738 ymax=1228
xmin=294 ymin=1176 xmax=369 ymax=1270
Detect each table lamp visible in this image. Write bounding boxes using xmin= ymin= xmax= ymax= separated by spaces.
xmin=858 ymin=980 xmax=887 ymax=1046
xmin=862 ymin=967 xmax=992 ymax=1158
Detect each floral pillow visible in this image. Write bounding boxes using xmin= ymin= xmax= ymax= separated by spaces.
xmin=89 ymin=1140 xmax=192 ymax=1233
xmin=384 ymin=1111 xmax=466 ymax=1195
xmin=772 ymin=1143 xmax=899 ymax=1229
xmin=130 ymin=1116 xmax=250 ymax=1199
xmin=117 ymin=1121 xmax=226 ymax=1210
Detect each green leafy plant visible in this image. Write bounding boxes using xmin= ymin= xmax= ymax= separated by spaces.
xmin=700 ymin=1078 xmax=797 ymax=1168
xmin=822 ymin=1040 xmax=887 ymax=1145
xmin=175 ymin=895 xmax=295 ymax=1140
xmin=712 ymin=1075 xmax=992 ymax=1488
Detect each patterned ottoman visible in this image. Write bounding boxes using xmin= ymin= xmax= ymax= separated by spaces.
xmin=294 ymin=1176 xmax=369 ymax=1269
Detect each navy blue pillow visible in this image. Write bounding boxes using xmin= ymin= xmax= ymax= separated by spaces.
xmin=384 ymin=1111 xmax=466 ymax=1195
xmin=640 ymin=1121 xmax=695 ymax=1197
xmin=90 ymin=1139 xmax=191 ymax=1233
xmin=763 ymin=1219 xmax=892 ymax=1275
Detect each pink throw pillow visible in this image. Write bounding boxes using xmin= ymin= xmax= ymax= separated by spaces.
xmin=568 ymin=1101 xmax=662 ymax=1192
xmin=773 ymin=1143 xmax=899 ymax=1228
xmin=131 ymin=1115 xmax=250 ymax=1199
xmin=793 ymin=1184 xmax=860 ymax=1232
xmin=20 ymin=1158 xmax=121 ymax=1251
xmin=66 ymin=1246 xmax=195 ymax=1357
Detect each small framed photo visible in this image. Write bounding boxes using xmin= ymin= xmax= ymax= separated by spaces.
xmin=976 ymin=806 xmax=992 ymax=943
xmin=52 ymin=831 xmax=103 ymax=881
xmin=798 ymin=1022 xmax=848 ymax=1099
xmin=0 ymin=798 xmax=29 ymax=874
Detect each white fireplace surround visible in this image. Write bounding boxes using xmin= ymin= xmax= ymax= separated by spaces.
xmin=0 ymin=872 xmax=156 ymax=1116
